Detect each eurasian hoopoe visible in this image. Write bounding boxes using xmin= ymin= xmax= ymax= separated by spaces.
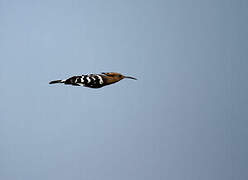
xmin=49 ymin=72 xmax=137 ymax=88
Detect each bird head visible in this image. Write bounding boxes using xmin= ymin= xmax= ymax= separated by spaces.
xmin=101 ymin=72 xmax=137 ymax=84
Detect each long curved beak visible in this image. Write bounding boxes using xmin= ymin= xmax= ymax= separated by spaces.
xmin=124 ymin=76 xmax=137 ymax=80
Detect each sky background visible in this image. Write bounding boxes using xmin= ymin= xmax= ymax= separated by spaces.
xmin=0 ymin=0 xmax=247 ymax=179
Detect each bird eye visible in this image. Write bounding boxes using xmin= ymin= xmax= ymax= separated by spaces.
xmin=119 ymin=75 xmax=122 ymax=77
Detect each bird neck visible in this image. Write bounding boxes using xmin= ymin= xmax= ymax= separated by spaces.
xmin=104 ymin=76 xmax=121 ymax=85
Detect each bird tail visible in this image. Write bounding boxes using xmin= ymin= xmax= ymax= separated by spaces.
xmin=49 ymin=80 xmax=64 ymax=84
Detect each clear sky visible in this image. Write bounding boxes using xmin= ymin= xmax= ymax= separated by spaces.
xmin=0 ymin=0 xmax=247 ymax=180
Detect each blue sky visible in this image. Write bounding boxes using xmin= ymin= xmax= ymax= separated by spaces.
xmin=0 ymin=0 xmax=248 ymax=180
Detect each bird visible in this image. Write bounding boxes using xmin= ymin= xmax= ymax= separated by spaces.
xmin=49 ymin=72 xmax=137 ymax=88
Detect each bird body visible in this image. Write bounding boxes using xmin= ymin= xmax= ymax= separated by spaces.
xmin=49 ymin=72 xmax=137 ymax=88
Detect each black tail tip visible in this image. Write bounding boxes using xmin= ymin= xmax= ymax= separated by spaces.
xmin=49 ymin=80 xmax=62 ymax=84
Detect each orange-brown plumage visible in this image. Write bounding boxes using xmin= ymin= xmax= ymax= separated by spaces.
xmin=101 ymin=72 xmax=137 ymax=86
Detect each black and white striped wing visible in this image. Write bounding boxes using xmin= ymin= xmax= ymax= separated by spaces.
xmin=64 ymin=74 xmax=104 ymax=88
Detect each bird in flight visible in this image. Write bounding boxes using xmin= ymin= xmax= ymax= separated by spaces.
xmin=49 ymin=72 xmax=137 ymax=88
